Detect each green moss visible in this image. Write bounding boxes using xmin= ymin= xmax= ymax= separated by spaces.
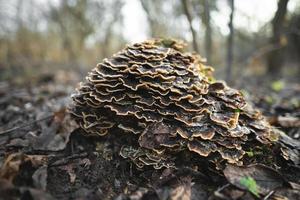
xmin=265 ymin=96 xmax=274 ymax=105
xmin=240 ymin=176 xmax=259 ymax=197
xmin=291 ymin=98 xmax=300 ymax=108
xmin=240 ymin=89 xmax=248 ymax=97
xmin=246 ymin=151 xmax=254 ymax=157
xmin=207 ymin=76 xmax=216 ymax=83
xmin=234 ymin=108 xmax=241 ymax=113
xmin=271 ymin=80 xmax=285 ymax=92
xmin=160 ymin=39 xmax=176 ymax=47
xmin=156 ymin=38 xmax=181 ymax=49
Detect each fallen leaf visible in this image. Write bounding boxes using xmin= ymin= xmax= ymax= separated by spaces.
xmin=32 ymin=166 xmax=48 ymax=190
xmin=128 ymin=187 xmax=150 ymax=200
xmin=0 ymin=153 xmax=46 ymax=183
xmin=272 ymin=188 xmax=300 ymax=200
xmin=277 ymin=116 xmax=300 ymax=128
xmin=239 ymin=176 xmax=259 ymax=197
xmin=155 ymin=176 xmax=192 ymax=200
xmin=280 ymin=147 xmax=300 ymax=165
xmin=211 ymin=184 xmax=255 ymax=200
xmin=169 ymin=176 xmax=192 ymax=200
xmin=223 ymin=164 xmax=288 ymax=197
xmin=59 ymin=164 xmax=76 ymax=184
xmin=32 ymin=110 xmax=78 ymax=151
xmin=20 ymin=188 xmax=56 ymax=200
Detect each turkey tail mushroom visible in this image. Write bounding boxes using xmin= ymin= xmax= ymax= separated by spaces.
xmin=69 ymin=39 xmax=282 ymax=169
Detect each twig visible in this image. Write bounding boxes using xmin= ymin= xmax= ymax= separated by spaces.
xmin=212 ymin=184 xmax=231 ymax=200
xmin=48 ymin=152 xmax=88 ymax=167
xmin=226 ymin=0 xmax=235 ymax=83
xmin=0 ymin=114 xmax=54 ymax=135
xmin=263 ymin=190 xmax=275 ymax=200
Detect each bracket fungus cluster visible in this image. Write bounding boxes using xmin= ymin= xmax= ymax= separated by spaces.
xmin=69 ymin=39 xmax=279 ymax=169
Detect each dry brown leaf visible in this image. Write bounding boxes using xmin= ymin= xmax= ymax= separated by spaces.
xmin=223 ymin=164 xmax=288 ymax=196
xmin=0 ymin=153 xmax=46 ymax=183
xmin=169 ymin=176 xmax=192 ymax=200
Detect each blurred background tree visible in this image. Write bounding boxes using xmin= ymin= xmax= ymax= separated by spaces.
xmin=0 ymin=0 xmax=299 ymax=85
xmin=267 ymin=0 xmax=289 ymax=79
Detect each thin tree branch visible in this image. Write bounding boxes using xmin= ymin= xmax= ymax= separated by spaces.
xmin=204 ymin=0 xmax=212 ymax=63
xmin=226 ymin=0 xmax=234 ymax=83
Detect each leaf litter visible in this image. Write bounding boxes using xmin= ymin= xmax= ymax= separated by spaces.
xmin=0 ymin=66 xmax=299 ymax=199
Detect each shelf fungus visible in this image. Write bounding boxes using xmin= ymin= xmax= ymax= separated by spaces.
xmin=69 ymin=39 xmax=280 ymax=169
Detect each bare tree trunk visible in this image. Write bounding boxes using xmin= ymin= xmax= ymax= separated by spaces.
xmin=226 ymin=0 xmax=234 ymax=83
xmin=267 ymin=0 xmax=289 ymax=78
xmin=102 ymin=1 xmax=123 ymax=58
xmin=140 ymin=0 xmax=155 ymax=37
xmin=16 ymin=0 xmax=24 ymax=27
xmin=204 ymin=0 xmax=212 ymax=63
xmin=181 ymin=0 xmax=199 ymax=53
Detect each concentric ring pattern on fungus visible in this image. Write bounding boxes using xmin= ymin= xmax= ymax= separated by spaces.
xmin=69 ymin=39 xmax=278 ymax=169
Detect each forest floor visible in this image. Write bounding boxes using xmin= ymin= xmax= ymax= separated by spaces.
xmin=0 ymin=72 xmax=299 ymax=200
